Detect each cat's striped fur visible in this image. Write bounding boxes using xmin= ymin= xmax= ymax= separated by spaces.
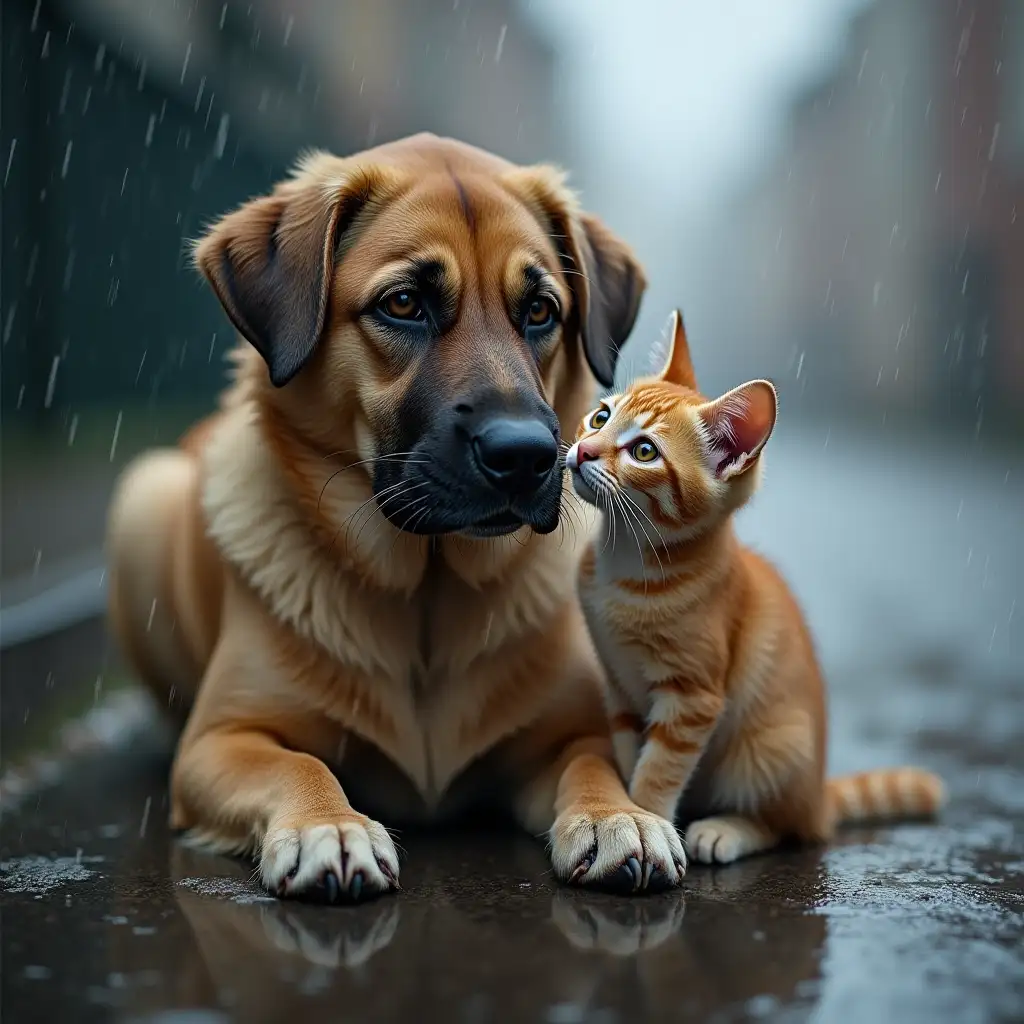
xmin=565 ymin=311 xmax=945 ymax=864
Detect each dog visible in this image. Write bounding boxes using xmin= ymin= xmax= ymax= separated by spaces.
xmin=106 ymin=133 xmax=686 ymax=901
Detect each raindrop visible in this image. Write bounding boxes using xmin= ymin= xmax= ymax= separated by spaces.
xmin=3 ymin=303 xmax=16 ymax=344
xmin=934 ymin=171 xmax=942 ymax=192
xmin=4 ymin=139 xmax=15 ymax=186
xmin=219 ymin=3 xmax=228 ymax=30
xmin=82 ymin=86 xmax=92 ymax=113
xmin=962 ymin=270 xmax=970 ymax=294
xmin=44 ymin=355 xmax=60 ymax=408
xmin=208 ymin=332 xmax=218 ymax=362
xmin=495 ymin=24 xmax=507 ymax=63
xmin=214 ymin=114 xmax=229 ymax=159
xmin=134 ymin=350 xmax=147 ymax=385
xmin=120 ymin=167 xmax=129 ymax=196
xmin=58 ymin=70 xmax=72 ymax=114
xmin=109 ymin=411 xmax=123 ymax=462
xmin=795 ymin=352 xmax=805 ymax=379
xmin=145 ymin=114 xmax=156 ymax=147
xmin=956 ymin=498 xmax=963 ymax=521
xmin=856 ymin=49 xmax=869 ymax=84
xmin=62 ymin=249 xmax=75 ymax=290
xmin=139 ymin=796 xmax=152 ymax=838
xmin=137 ymin=58 xmax=147 ymax=91
xmin=283 ymin=15 xmax=294 ymax=46
xmin=875 ymin=366 xmax=884 ymax=387
xmin=146 ymin=598 xmax=157 ymax=631
xmin=68 ymin=414 xmax=78 ymax=446
xmin=180 ymin=42 xmax=192 ymax=84
xmin=17 ymin=385 xmax=25 ymax=409
xmin=94 ymin=44 xmax=105 ymax=73
xmin=40 ymin=31 xmax=50 ymax=58
xmin=988 ymin=123 xmax=1000 ymax=161
xmin=26 ymin=244 xmax=39 ymax=285
xmin=194 ymin=76 xmax=206 ymax=112
xmin=30 ymin=0 xmax=41 ymax=31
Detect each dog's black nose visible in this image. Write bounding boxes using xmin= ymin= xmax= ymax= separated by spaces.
xmin=472 ymin=418 xmax=558 ymax=495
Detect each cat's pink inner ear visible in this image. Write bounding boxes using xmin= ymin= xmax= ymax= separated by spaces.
xmin=701 ymin=380 xmax=777 ymax=479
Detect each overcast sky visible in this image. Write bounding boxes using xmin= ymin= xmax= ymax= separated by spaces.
xmin=524 ymin=0 xmax=871 ymax=370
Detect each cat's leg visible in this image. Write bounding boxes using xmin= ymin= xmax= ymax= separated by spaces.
xmin=685 ymin=815 xmax=779 ymax=864
xmin=628 ymin=682 xmax=724 ymax=822
xmin=602 ymin=680 xmax=644 ymax=782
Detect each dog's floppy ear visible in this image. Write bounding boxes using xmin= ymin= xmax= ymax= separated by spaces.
xmin=507 ymin=167 xmax=646 ymax=388
xmin=193 ymin=155 xmax=394 ymax=387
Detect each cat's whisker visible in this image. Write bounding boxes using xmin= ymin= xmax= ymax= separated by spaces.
xmin=617 ymin=489 xmax=667 ymax=583
xmin=613 ymin=490 xmax=649 ymax=592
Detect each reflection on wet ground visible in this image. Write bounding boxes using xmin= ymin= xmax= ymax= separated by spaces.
xmin=2 ymin=720 xmax=1022 ymax=1024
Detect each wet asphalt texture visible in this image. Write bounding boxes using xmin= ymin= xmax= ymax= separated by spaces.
xmin=2 ymin=428 xmax=1023 ymax=1022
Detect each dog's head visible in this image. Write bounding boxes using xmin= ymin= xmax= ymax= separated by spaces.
xmin=194 ymin=134 xmax=645 ymax=538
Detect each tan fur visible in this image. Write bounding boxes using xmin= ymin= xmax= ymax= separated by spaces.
xmin=106 ymin=134 xmax=686 ymax=899
xmin=566 ymin=310 xmax=946 ymax=864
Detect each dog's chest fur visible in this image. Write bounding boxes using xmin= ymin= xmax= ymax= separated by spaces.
xmin=201 ymin=400 xmax=584 ymax=810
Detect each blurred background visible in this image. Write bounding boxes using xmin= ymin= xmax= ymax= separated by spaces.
xmin=1 ymin=1 xmax=1021 ymax=775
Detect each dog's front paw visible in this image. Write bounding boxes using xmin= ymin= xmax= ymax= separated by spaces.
xmin=260 ymin=814 xmax=400 ymax=903
xmin=550 ymin=803 xmax=686 ymax=893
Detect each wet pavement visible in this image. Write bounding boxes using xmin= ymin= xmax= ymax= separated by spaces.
xmin=2 ymin=426 xmax=1023 ymax=1022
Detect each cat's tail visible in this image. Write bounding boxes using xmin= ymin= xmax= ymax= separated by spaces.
xmin=826 ymin=768 xmax=946 ymax=827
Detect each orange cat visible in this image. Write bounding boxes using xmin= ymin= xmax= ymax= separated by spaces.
xmin=565 ymin=311 xmax=945 ymax=865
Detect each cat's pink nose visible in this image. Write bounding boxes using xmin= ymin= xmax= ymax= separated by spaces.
xmin=576 ymin=439 xmax=601 ymax=463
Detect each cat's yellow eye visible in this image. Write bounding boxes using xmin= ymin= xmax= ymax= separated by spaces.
xmin=631 ymin=440 xmax=659 ymax=463
xmin=589 ymin=406 xmax=611 ymax=430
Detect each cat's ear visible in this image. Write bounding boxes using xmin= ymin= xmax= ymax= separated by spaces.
xmin=649 ymin=309 xmax=698 ymax=389
xmin=699 ymin=379 xmax=777 ymax=480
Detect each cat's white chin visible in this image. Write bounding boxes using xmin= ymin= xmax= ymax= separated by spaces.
xmin=569 ymin=471 xmax=599 ymax=507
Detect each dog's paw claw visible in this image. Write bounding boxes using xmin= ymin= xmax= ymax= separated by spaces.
xmin=261 ymin=818 xmax=400 ymax=904
xmin=551 ymin=805 xmax=686 ymax=894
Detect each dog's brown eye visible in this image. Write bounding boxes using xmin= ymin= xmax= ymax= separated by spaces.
xmin=527 ymin=297 xmax=554 ymax=327
xmin=631 ymin=440 xmax=659 ymax=463
xmin=381 ymin=290 xmax=424 ymax=321
xmin=589 ymin=407 xmax=610 ymax=429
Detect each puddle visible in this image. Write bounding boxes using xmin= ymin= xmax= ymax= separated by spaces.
xmin=0 ymin=854 xmax=102 ymax=894
xmin=176 ymin=876 xmax=275 ymax=905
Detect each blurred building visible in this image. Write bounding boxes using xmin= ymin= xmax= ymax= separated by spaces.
xmin=727 ymin=0 xmax=1023 ymax=435
xmin=1 ymin=0 xmax=558 ymax=439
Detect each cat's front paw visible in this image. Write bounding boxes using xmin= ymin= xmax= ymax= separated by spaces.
xmin=550 ymin=802 xmax=686 ymax=893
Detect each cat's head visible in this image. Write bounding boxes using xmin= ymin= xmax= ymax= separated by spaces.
xmin=564 ymin=310 xmax=777 ymax=536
